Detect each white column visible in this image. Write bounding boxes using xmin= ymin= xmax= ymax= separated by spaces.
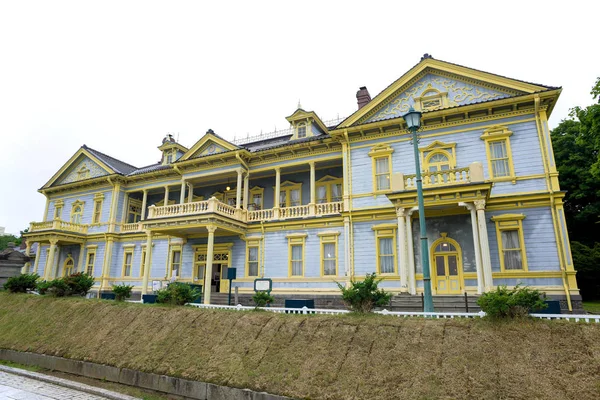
xmin=179 ymin=180 xmax=186 ymax=204
xmin=141 ymin=189 xmax=148 ymax=220
xmin=236 ymin=169 xmax=243 ymax=209
xmin=101 ymin=238 xmax=114 ymax=291
xmin=405 ymin=211 xmax=416 ymax=295
xmin=141 ymin=232 xmax=153 ymax=295
xmin=475 ymin=199 xmax=493 ymax=292
xmin=396 ymin=207 xmax=408 ymax=292
xmin=164 ymin=186 xmax=170 ymax=205
xmin=309 ymin=161 xmax=316 ymax=204
xmin=77 ymin=242 xmax=86 ymax=273
xmin=274 ymin=168 xmax=281 ymax=208
xmin=459 ymin=202 xmax=484 ymax=294
xmin=243 ymin=173 xmax=249 ymax=210
xmin=203 ymin=225 xmax=217 ymax=304
xmin=188 ymin=183 xmax=194 ymax=203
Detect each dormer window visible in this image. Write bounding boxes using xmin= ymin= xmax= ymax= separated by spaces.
xmin=297 ymin=123 xmax=307 ymax=139
xmin=162 ymin=149 xmax=177 ymax=165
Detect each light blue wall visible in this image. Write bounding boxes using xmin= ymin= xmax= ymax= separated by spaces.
xmin=486 ymin=206 xmax=560 ymax=273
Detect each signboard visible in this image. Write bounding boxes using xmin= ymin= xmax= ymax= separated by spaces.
xmin=254 ymin=278 xmax=272 ymax=293
xmin=152 ymin=280 xmax=162 ymax=292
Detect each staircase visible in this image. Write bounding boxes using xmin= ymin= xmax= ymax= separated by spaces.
xmin=389 ymin=294 xmax=481 ymax=313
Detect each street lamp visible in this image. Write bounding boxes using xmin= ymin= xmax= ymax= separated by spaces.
xmin=402 ymin=107 xmax=434 ymax=313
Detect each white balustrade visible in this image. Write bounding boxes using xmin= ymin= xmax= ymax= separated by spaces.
xmin=315 ymin=201 xmax=343 ymax=216
xmin=280 ymin=204 xmax=310 ymax=219
xmin=121 ymin=222 xmax=142 ymax=232
xmin=248 ymin=209 xmax=274 ymax=222
xmin=29 ymin=219 xmax=88 ymax=234
xmin=404 ymin=166 xmax=471 ymax=189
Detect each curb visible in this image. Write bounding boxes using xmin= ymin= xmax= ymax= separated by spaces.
xmin=0 ymin=364 xmax=139 ymax=400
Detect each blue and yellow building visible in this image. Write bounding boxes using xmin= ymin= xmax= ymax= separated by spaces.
xmin=24 ymin=55 xmax=580 ymax=310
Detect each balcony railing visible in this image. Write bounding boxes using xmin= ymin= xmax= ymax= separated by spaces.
xmin=147 ymin=197 xmax=343 ymax=223
xmin=29 ymin=219 xmax=88 ymax=234
xmin=394 ymin=162 xmax=485 ymax=191
xmin=121 ymin=222 xmax=143 ymax=233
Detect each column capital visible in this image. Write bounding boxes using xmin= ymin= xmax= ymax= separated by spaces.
xmin=458 ymin=201 xmax=475 ymax=211
xmin=474 ymin=199 xmax=486 ymax=211
xmin=49 ymin=239 xmax=59 ymax=246
xmin=309 ymin=160 xmax=315 ymax=167
xmin=395 ymin=207 xmax=406 ymax=218
xmin=206 ymin=225 xmax=217 ymax=234
xmin=274 ymin=166 xmax=281 ymax=173
xmin=143 ymin=188 xmax=148 ymax=193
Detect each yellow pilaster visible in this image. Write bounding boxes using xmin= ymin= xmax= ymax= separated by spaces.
xmin=141 ymin=231 xmax=153 ymax=295
xmin=203 ymin=225 xmax=217 ymax=304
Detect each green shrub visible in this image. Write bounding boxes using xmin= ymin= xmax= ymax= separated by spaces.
xmin=477 ymin=285 xmax=548 ymax=319
xmin=156 ymin=282 xmax=201 ymax=305
xmin=252 ymin=291 xmax=274 ymax=308
xmin=63 ymin=272 xmax=95 ymax=296
xmin=3 ymin=273 xmax=40 ymax=293
xmin=112 ymin=284 xmax=134 ymax=301
xmin=36 ymin=273 xmax=95 ymax=297
xmin=336 ymin=273 xmax=392 ymax=313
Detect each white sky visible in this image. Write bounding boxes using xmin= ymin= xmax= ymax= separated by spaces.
xmin=0 ymin=0 xmax=598 ymax=234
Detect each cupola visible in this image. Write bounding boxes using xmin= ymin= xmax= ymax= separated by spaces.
xmin=285 ymin=108 xmax=329 ymax=141
xmin=158 ymin=134 xmax=188 ymax=165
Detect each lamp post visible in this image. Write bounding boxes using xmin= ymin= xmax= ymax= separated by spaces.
xmin=402 ymin=107 xmax=434 ymax=312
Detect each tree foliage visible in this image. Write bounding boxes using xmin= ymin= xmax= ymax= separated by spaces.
xmin=551 ymin=77 xmax=600 ymax=299
xmin=0 ymin=234 xmax=21 ymax=251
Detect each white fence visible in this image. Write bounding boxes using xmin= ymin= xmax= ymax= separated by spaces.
xmin=186 ymin=303 xmax=600 ymax=322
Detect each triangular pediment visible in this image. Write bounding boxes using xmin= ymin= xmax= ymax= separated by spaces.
xmin=180 ymin=131 xmax=239 ymax=161
xmin=338 ymin=57 xmax=554 ymax=128
xmin=43 ymin=148 xmax=115 ymax=188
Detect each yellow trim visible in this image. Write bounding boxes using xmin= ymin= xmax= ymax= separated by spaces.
xmin=139 ymin=248 xmax=147 ymax=278
xmin=315 ymin=175 xmax=343 ymax=203
xmin=53 ymin=199 xmax=64 ymax=220
xmin=179 ymin=132 xmax=238 ymax=162
xmin=92 ymin=196 xmax=103 ymax=224
xmin=121 ymin=249 xmax=134 ymax=277
xmin=249 ymin=186 xmax=264 ymax=210
xmin=369 ymin=144 xmax=394 ymax=194
xmin=43 ymin=148 xmax=116 ymax=189
xmin=288 ymin=236 xmax=305 ymax=277
xmin=167 ymin=245 xmax=182 ymax=278
xmin=63 ymin=255 xmax=75 ymax=277
xmin=491 ymin=214 xmax=528 ymax=272
xmin=337 ymin=57 xmax=549 ymax=128
xmin=481 ymin=126 xmax=516 ymax=183
xmin=320 ymin=234 xmax=338 ymax=276
xmin=70 ymin=200 xmax=85 ymax=224
xmin=245 ymin=238 xmax=261 ymax=278
xmin=430 ymin=235 xmax=464 ymax=294
xmin=375 ymin=228 xmax=397 ymax=275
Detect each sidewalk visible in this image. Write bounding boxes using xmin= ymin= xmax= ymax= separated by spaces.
xmin=0 ymin=365 xmax=139 ymax=400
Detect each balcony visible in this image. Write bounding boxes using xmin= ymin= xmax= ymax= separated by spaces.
xmin=394 ymin=162 xmax=484 ymax=191
xmin=146 ymin=197 xmax=343 ymax=223
xmin=29 ymin=219 xmax=88 ymax=235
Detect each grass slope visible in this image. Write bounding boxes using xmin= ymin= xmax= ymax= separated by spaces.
xmin=0 ymin=293 xmax=598 ymax=400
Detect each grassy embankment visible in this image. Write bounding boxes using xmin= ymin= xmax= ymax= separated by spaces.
xmin=0 ymin=292 xmax=599 ymax=400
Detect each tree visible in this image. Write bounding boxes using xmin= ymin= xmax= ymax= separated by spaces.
xmin=0 ymin=234 xmax=21 ymax=251
xmin=551 ymin=77 xmax=600 ymax=299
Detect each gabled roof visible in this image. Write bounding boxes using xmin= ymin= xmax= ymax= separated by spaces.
xmin=178 ymin=129 xmax=240 ymax=162
xmin=337 ymin=55 xmax=560 ymax=129
xmin=82 ymin=145 xmax=138 ymax=175
xmin=285 ymin=108 xmax=330 ymax=133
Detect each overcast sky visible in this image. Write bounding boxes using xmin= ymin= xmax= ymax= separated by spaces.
xmin=0 ymin=0 xmax=598 ymax=234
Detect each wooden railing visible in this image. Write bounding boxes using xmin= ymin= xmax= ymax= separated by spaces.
xmin=29 ymin=219 xmax=88 ymax=234
xmin=316 ymin=201 xmax=343 ymax=215
xmin=279 ymin=204 xmax=310 ymax=219
xmin=247 ymin=208 xmax=274 ymax=222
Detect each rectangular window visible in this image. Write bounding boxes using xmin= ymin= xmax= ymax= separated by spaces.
xmin=140 ymin=249 xmax=147 ymax=277
xmin=501 ymin=230 xmax=523 ymax=270
xmin=297 ymin=125 xmax=306 ymax=138
xmin=322 ymin=243 xmax=337 ymax=275
xmin=195 ymin=253 xmax=206 ymax=281
xmin=86 ymin=252 xmax=95 ymax=276
xmin=122 ymin=251 xmax=133 ymax=277
xmin=375 ymin=157 xmax=391 ymax=191
xmin=489 ymin=140 xmax=510 ymax=178
xmin=247 ymin=245 xmax=259 ymax=277
xmin=287 ymin=235 xmax=306 ymax=277
xmin=492 ymin=214 xmax=528 ymax=272
xmin=54 ymin=206 xmax=62 ymax=220
xmin=251 ymin=192 xmax=263 ymax=210
xmin=316 ymin=178 xmax=343 ymax=204
xmin=92 ymin=200 xmax=103 ymax=224
xmin=378 ymin=237 xmax=395 ymax=274
xmin=170 ymin=250 xmax=181 ymax=278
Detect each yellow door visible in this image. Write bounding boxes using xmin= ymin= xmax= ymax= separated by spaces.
xmin=432 ymin=235 xmax=462 ymax=295
xmin=220 ymin=265 xmax=229 ymax=293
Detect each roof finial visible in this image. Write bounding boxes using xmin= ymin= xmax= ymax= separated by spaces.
xmin=421 ymin=53 xmax=434 ymax=61
xmin=297 ymin=99 xmax=302 ymax=109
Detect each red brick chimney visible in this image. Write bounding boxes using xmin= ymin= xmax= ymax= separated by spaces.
xmin=356 ymin=86 xmax=371 ymax=109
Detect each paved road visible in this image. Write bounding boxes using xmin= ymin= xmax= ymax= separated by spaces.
xmin=0 ymin=370 xmax=117 ymax=400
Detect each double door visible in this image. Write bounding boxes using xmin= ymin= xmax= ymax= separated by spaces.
xmin=431 ymin=237 xmax=463 ymax=295
xmin=194 ymin=246 xmax=231 ymax=293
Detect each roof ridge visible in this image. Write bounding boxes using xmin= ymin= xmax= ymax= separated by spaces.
xmin=83 ymin=144 xmax=138 ymax=173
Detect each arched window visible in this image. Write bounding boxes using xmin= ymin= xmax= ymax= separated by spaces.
xmin=63 ymin=256 xmax=75 ymax=277
xmin=426 ymin=151 xmax=451 ymax=172
xmin=71 ymin=201 xmax=84 ymax=224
